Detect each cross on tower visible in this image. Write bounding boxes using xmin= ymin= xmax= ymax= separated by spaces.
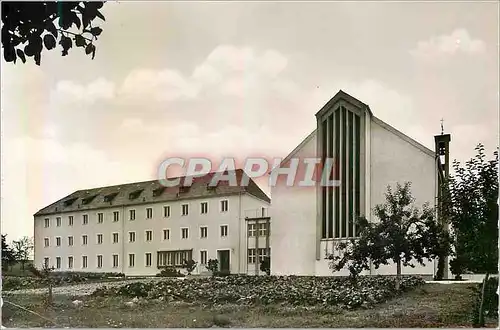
xmin=440 ymin=118 xmax=444 ymax=135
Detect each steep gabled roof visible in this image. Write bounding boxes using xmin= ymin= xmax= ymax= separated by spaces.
xmin=315 ymin=90 xmax=373 ymax=119
xmin=34 ymin=169 xmax=270 ymax=217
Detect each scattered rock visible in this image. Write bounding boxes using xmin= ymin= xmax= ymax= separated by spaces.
xmin=72 ymin=300 xmax=83 ymax=306
xmin=124 ymin=301 xmax=135 ymax=307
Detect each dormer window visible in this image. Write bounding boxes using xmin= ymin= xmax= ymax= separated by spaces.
xmin=104 ymin=192 xmax=119 ymax=203
xmin=153 ymin=187 xmax=165 ymax=197
xmin=207 ymin=183 xmax=217 ymax=191
xmin=179 ymin=186 xmax=190 ymax=194
xmin=63 ymin=197 xmax=78 ymax=207
xmin=82 ymin=195 xmax=97 ymax=205
xmin=129 ymin=189 xmax=143 ymax=200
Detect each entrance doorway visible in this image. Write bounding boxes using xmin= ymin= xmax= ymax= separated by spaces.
xmin=217 ymin=250 xmax=230 ymax=273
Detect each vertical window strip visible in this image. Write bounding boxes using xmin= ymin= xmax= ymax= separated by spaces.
xmin=348 ymin=111 xmax=354 ymax=238
xmin=354 ymin=114 xmax=361 ymax=237
xmin=334 ymin=109 xmax=341 ymax=238
xmin=327 ymin=113 xmax=334 ymax=238
xmin=341 ymin=106 xmax=347 ymax=238
xmin=321 ymin=119 xmax=328 ymax=239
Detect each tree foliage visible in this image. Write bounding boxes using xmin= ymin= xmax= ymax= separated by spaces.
xmin=12 ymin=236 xmax=34 ymax=270
xmin=444 ymin=144 xmax=499 ymax=277
xmin=1 ymin=234 xmax=16 ymax=271
xmin=182 ymin=259 xmax=197 ymax=275
xmin=2 ymin=1 xmax=106 ymax=65
xmin=441 ymin=144 xmax=498 ymax=326
xmin=328 ymin=182 xmax=451 ymax=290
xmin=260 ymin=256 xmax=270 ymax=275
xmin=207 ymin=259 xmax=219 ymax=275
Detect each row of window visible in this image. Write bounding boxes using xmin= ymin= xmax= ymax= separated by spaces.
xmin=43 ymin=253 xmax=151 ymax=269
xmin=247 ymin=248 xmax=271 ymax=264
xmin=44 ymin=247 xmax=270 ymax=270
xmin=43 ymin=225 xmax=231 ymax=247
xmin=43 ymin=200 xmax=230 ymax=228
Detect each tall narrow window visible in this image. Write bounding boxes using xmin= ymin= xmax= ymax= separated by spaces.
xmin=220 ymin=225 xmax=228 ymax=237
xmin=200 ymin=251 xmax=207 ymax=265
xmin=181 ymin=204 xmax=189 ymax=216
xmin=82 ymin=256 xmax=88 ymax=268
xmin=113 ymin=211 xmax=119 ymax=222
xmin=146 ymin=208 xmax=153 ymax=219
xmin=320 ymin=106 xmax=362 ymax=239
xmin=68 ymin=256 xmax=73 ymax=269
xmin=163 ymin=206 xmax=170 ymax=218
xmin=145 ymin=253 xmax=152 ymax=267
xmin=112 ymin=254 xmax=119 ymax=268
xmin=220 ymin=200 xmax=228 ymax=212
xmin=97 ymin=255 xmax=103 ymax=268
xmin=200 ymin=226 xmax=208 ymax=238
xmin=128 ymin=254 xmax=135 ymax=267
xmin=129 ymin=210 xmax=136 ymax=220
xmin=200 ymin=202 xmax=208 ymax=214
xmin=97 ymin=213 xmax=103 ymax=224
xmin=68 ymin=216 xmax=74 ymax=226
xmin=56 ymin=217 xmax=61 ymax=227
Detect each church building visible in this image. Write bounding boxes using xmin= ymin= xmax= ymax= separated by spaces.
xmin=270 ymin=90 xmax=451 ymax=278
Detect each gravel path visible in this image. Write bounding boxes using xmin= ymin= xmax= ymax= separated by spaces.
xmin=3 ymin=277 xmax=171 ymax=296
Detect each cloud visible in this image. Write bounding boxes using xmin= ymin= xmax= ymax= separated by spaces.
xmin=119 ymin=69 xmax=198 ymax=101
xmin=410 ymin=28 xmax=486 ymax=60
xmin=115 ymin=45 xmax=291 ymax=102
xmin=1 ymin=135 xmax=149 ymax=239
xmin=52 ymin=77 xmax=116 ymax=103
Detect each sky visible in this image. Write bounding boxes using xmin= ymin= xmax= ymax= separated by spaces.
xmin=1 ymin=1 xmax=498 ymax=242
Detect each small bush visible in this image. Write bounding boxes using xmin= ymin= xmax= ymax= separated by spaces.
xmin=471 ymin=276 xmax=498 ymax=326
xmin=207 ymin=259 xmax=218 ymax=274
xmin=156 ymin=267 xmax=185 ymax=277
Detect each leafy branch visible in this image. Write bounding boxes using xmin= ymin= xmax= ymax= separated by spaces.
xmin=2 ymin=2 xmax=106 ymax=65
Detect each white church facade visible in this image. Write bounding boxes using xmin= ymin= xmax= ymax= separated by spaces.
xmin=270 ymin=90 xmax=451 ymax=278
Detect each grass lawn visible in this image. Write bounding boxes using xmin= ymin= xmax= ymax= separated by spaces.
xmin=2 ymin=283 xmax=497 ymax=328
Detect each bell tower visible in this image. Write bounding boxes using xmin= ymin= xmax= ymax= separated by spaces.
xmin=434 ymin=121 xmax=451 ymax=279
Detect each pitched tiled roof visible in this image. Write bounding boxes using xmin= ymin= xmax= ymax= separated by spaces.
xmin=34 ymin=169 xmax=270 ymax=217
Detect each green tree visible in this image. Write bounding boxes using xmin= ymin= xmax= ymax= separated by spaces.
xmin=182 ymin=259 xmax=197 ymax=275
xmin=207 ymin=259 xmax=219 ymax=275
xmin=328 ymin=182 xmax=451 ymax=291
xmin=12 ymin=236 xmax=34 ymax=271
xmin=2 ymin=1 xmax=106 ymax=65
xmin=260 ymin=256 xmax=270 ymax=275
xmin=1 ymin=234 xmax=16 ymax=271
xmin=442 ymin=144 xmax=498 ymax=326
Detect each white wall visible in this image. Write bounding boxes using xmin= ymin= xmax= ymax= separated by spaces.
xmin=369 ymin=118 xmax=437 ymax=276
xmin=34 ymin=193 xmax=269 ymax=276
xmin=270 ymin=132 xmax=318 ymax=276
